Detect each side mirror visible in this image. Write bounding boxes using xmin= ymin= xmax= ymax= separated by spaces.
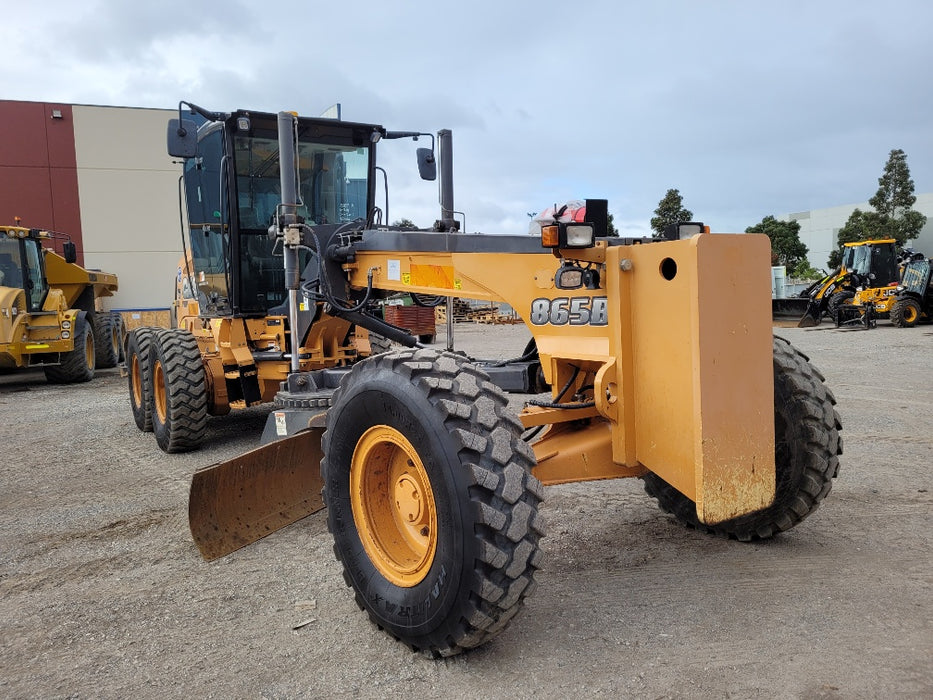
xmin=167 ymin=118 xmax=198 ymax=158
xmin=416 ymin=147 xmax=436 ymax=181
xmin=63 ymin=241 xmax=77 ymax=264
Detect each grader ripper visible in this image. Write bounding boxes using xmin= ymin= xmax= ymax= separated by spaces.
xmin=131 ymin=105 xmax=842 ymax=657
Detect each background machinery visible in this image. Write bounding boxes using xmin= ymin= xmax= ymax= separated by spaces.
xmin=797 ymin=239 xmax=899 ymax=326
xmin=1 ymin=224 xmax=120 ymax=382
xmin=129 ymin=104 xmax=842 ymax=657
xmin=889 ymin=257 xmax=933 ymax=327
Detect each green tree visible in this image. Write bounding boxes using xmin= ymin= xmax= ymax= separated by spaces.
xmin=651 ymin=189 xmax=693 ymax=237
xmin=745 ymin=215 xmax=809 ymax=270
xmin=867 ymin=148 xmax=927 ymax=245
xmin=827 ymin=149 xmax=927 ymax=267
xmin=392 ymin=218 xmax=417 ymax=229
xmin=790 ymin=259 xmax=824 ymax=281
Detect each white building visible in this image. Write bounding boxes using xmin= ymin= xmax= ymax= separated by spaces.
xmin=780 ymin=193 xmax=933 ymax=272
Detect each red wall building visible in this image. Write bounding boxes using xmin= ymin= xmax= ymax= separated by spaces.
xmin=0 ymin=100 xmax=84 ymax=262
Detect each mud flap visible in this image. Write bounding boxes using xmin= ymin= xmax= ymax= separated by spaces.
xmin=188 ymin=429 xmax=325 ymax=561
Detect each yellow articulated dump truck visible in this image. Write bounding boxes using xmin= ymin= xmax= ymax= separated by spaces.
xmin=0 ymin=224 xmax=120 ymax=383
xmin=129 ymin=104 xmax=842 ymax=657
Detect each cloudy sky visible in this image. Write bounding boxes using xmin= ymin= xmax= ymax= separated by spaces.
xmin=5 ymin=1 xmax=932 ymax=236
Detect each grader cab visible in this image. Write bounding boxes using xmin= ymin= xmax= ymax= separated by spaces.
xmin=128 ymin=104 xmax=842 ymax=657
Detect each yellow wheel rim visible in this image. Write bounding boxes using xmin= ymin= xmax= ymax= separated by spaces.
xmin=152 ymin=358 xmax=167 ymax=423
xmin=905 ymin=305 xmax=919 ymax=323
xmin=85 ymin=332 xmax=94 ymax=369
xmin=350 ymin=425 xmax=437 ymax=587
xmin=131 ymin=353 xmax=144 ymax=406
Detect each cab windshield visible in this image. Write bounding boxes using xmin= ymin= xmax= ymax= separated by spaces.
xmin=232 ymin=132 xmax=371 ymax=313
xmin=234 ymin=136 xmax=371 ymax=229
xmin=0 ymin=238 xmax=22 ymax=289
xmin=0 ymin=237 xmax=47 ymax=310
xmin=843 ymin=245 xmax=872 ymax=275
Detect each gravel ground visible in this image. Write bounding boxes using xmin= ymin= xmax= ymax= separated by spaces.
xmin=1 ymin=320 xmax=931 ymax=699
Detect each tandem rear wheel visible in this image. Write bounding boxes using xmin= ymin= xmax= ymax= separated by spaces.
xmin=149 ymin=328 xmax=209 ymax=453
xmin=92 ymin=312 xmax=122 ymax=369
xmin=321 ymin=349 xmax=544 ymax=657
xmin=127 ymin=327 xmax=208 ymax=452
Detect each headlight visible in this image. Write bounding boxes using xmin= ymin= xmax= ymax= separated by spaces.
xmin=61 ymin=331 xmax=71 ymax=339
xmin=541 ymin=222 xmax=595 ymax=249
xmin=564 ymin=224 xmax=594 ymax=247
xmin=662 ymin=221 xmax=709 ymax=240
xmin=61 ymin=320 xmax=72 ymax=330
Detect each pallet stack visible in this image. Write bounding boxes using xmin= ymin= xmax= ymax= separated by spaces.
xmin=435 ymin=300 xmax=522 ymax=325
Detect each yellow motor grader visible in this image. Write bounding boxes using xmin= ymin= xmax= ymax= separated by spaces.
xmin=1 ymin=224 xmax=120 ymax=382
xmin=130 ymin=104 xmax=842 ymax=657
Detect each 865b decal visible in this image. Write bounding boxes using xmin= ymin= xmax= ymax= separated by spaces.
xmin=530 ymin=296 xmax=608 ymax=326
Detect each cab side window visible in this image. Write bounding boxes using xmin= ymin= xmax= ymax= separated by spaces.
xmin=23 ymin=240 xmax=48 ymax=311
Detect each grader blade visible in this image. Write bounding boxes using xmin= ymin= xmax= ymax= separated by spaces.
xmin=188 ymin=429 xmax=325 ymax=561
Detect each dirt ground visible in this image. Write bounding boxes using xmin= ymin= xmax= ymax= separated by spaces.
xmin=1 ymin=321 xmax=931 ymax=699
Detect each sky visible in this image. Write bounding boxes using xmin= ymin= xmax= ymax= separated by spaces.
xmin=5 ymin=0 xmax=932 ymax=237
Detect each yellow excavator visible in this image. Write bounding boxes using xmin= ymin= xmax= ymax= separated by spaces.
xmin=128 ymin=104 xmax=842 ymax=657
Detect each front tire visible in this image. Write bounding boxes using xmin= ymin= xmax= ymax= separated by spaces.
xmin=45 ymin=315 xmax=95 ymax=384
xmin=322 ymin=349 xmax=544 ymax=657
xmin=149 ymin=329 xmax=208 ymax=453
xmin=642 ymin=336 xmax=842 ymax=541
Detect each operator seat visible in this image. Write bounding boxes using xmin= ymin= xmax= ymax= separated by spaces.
xmin=0 ymin=253 xmax=21 ymax=288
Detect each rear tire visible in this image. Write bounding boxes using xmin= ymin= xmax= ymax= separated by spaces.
xmin=126 ymin=328 xmax=155 ymax=432
xmin=93 ymin=313 xmax=121 ymax=369
xmin=322 ymin=349 xmax=544 ymax=657
xmin=44 ymin=315 xmax=95 ymax=384
xmin=150 ymin=328 xmax=208 ymax=453
xmin=890 ymin=298 xmax=920 ymax=328
xmin=642 ymin=336 xmax=842 ymax=541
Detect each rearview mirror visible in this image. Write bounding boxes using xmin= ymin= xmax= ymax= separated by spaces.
xmin=167 ymin=118 xmax=198 ymax=158
xmin=63 ymin=241 xmax=77 ymax=264
xmin=416 ymin=147 xmax=436 ymax=181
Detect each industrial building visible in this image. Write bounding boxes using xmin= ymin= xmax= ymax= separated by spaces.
xmin=0 ymin=100 xmax=177 ymax=313
xmin=781 ymin=195 xmax=933 ymax=272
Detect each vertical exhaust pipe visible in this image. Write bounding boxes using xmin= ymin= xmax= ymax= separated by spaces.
xmin=438 ymin=129 xmax=455 ymax=232
xmin=277 ymin=112 xmax=302 ymax=372
xmin=436 ymin=129 xmax=457 ymax=350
